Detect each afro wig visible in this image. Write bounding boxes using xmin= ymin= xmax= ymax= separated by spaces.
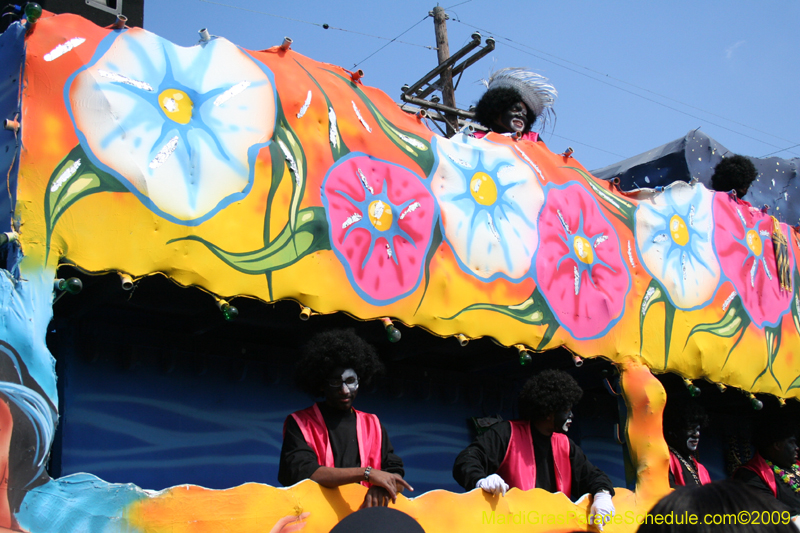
xmin=294 ymin=328 xmax=385 ymax=397
xmin=473 ymin=86 xmax=534 ymax=134
xmin=710 ymin=154 xmax=758 ymax=197
xmin=663 ymin=399 xmax=709 ymax=437
xmin=518 ymin=369 xmax=583 ymax=421
xmin=753 ymin=408 xmax=798 ymax=453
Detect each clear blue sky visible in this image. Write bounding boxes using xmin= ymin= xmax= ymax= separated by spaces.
xmin=144 ymin=0 xmax=800 ymax=172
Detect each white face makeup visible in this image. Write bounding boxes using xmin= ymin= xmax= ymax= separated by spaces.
xmin=325 ymin=368 xmax=358 ymax=391
xmin=685 ymin=425 xmax=700 ymax=453
xmin=554 ymin=409 xmax=573 ymax=434
xmin=323 ymin=367 xmax=359 ymax=411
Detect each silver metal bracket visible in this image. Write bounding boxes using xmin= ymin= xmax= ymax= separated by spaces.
xmin=85 ymin=0 xmax=123 ymax=16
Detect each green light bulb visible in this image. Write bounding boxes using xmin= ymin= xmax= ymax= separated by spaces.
xmin=751 ymin=397 xmax=763 ymax=410
xmin=24 ymin=3 xmax=42 ymax=23
xmin=689 ymin=386 xmax=701 ymax=397
xmin=385 ymin=325 xmax=401 ymax=343
xmin=65 ymin=277 xmax=82 ymax=294
xmin=519 ymin=353 xmax=532 ymax=366
xmin=221 ymin=303 xmax=238 ymax=321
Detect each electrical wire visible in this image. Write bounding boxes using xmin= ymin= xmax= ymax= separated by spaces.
xmin=451 ymin=18 xmax=800 ymax=158
xmin=761 ymin=143 xmax=800 ymax=158
xmin=353 ymin=15 xmax=430 ymax=69
xmin=445 ymin=0 xmax=474 ymax=9
xmin=196 ymin=0 xmax=435 ymax=50
xmin=546 ymin=133 xmax=626 ymax=159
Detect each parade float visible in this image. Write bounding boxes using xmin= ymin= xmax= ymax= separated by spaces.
xmin=0 ymin=6 xmax=798 ymax=532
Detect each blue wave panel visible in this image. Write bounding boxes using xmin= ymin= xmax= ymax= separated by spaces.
xmin=57 ymin=344 xmax=629 ymax=495
xmin=0 ymin=22 xmax=24 ymax=234
xmin=57 ymin=346 xmax=485 ymax=494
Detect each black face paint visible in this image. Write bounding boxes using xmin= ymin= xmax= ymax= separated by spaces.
xmin=554 ymin=409 xmax=573 ymax=434
xmin=774 ymin=436 xmax=799 ymax=470
xmin=493 ymin=101 xmax=528 ymax=134
xmin=323 ymin=367 xmax=359 ymax=411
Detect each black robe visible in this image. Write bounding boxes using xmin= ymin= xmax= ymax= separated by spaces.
xmin=278 ymin=402 xmax=404 ymax=486
xmin=452 ymin=420 xmax=614 ymax=499
xmin=734 ymin=467 xmax=800 ymax=515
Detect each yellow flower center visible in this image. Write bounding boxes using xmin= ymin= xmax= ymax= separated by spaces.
xmin=670 ymin=215 xmax=689 ymax=246
xmin=368 ymin=200 xmax=392 ymax=231
xmin=746 ymin=229 xmax=763 ymax=256
xmin=573 ymin=235 xmax=593 ymax=264
xmin=469 ymin=172 xmax=498 ymax=206
xmin=159 ymin=89 xmax=193 ymax=125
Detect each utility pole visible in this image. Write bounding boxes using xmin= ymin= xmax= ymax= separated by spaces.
xmin=400 ymin=7 xmax=494 ymax=135
xmin=431 ymin=6 xmax=457 ymax=136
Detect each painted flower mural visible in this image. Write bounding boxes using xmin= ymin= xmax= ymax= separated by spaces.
xmin=534 ymin=183 xmax=629 ymax=339
xmin=429 ymin=134 xmax=544 ymax=281
xmin=66 ymin=28 xmax=275 ymax=224
xmin=635 ymin=182 xmax=720 ymax=310
xmin=322 ymin=154 xmax=437 ymax=305
xmin=714 ymin=196 xmax=794 ymax=328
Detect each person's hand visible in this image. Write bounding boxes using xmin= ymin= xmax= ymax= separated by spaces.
xmin=362 ymin=470 xmax=413 ymax=506
xmin=476 ymin=474 xmax=509 ymax=496
xmin=589 ymin=491 xmax=614 ymax=531
xmin=360 ymin=485 xmax=392 ymax=508
xmin=269 ymin=512 xmax=310 ymax=533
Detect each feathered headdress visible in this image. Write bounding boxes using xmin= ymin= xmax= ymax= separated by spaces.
xmin=482 ymin=67 xmax=557 ymax=130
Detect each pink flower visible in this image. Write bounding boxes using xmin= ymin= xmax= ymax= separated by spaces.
xmin=322 ymin=154 xmax=437 ymax=304
xmin=713 ymin=195 xmax=794 ymax=328
xmin=534 ymin=183 xmax=630 ymax=339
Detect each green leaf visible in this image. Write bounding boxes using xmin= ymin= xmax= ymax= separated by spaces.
xmin=686 ymin=294 xmax=751 ymax=369
xmin=750 ymin=324 xmax=783 ymax=390
xmin=565 ymin=166 xmax=636 ymax=229
xmin=441 ymin=287 xmax=559 ymax=351
xmin=637 ymin=278 xmax=677 ymax=368
xmin=765 ymin=325 xmax=782 ymax=390
xmin=44 ymin=144 xmax=128 ymax=261
xmin=325 ymin=69 xmax=434 ymax=177
xmin=169 ymin=207 xmax=330 ymax=274
xmin=791 ymin=269 xmax=800 ymax=335
xmin=295 ymin=62 xmax=350 ymax=162
xmin=414 ymin=222 xmax=443 ymax=315
xmin=638 ymin=279 xmax=665 ymax=356
xmin=271 ymin=100 xmax=309 ymax=235
xmin=787 ymin=373 xmax=800 ymax=391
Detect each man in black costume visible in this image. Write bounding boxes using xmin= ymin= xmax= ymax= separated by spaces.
xmin=278 ymin=329 xmax=411 ymax=508
xmin=734 ymin=411 xmax=800 ymax=515
xmin=453 ymin=369 xmax=615 ymax=528
xmin=664 ymin=399 xmax=711 ymax=487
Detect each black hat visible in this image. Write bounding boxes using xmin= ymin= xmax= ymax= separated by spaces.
xmin=329 ymin=507 xmax=425 ymax=533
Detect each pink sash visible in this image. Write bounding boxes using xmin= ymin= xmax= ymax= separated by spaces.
xmin=288 ymin=404 xmax=383 ymax=487
xmin=496 ymin=420 xmax=572 ymax=497
xmin=739 ymin=453 xmax=777 ymax=497
xmin=669 ymin=451 xmax=711 ymax=485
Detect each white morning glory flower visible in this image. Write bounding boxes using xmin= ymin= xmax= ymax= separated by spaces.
xmin=67 ymin=28 xmax=275 ymax=224
xmin=429 ymin=134 xmax=544 ymax=281
xmin=634 ymin=181 xmax=721 ymax=310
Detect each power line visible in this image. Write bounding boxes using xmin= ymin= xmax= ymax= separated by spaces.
xmin=196 ymin=0 xmax=435 ymax=50
xmin=353 ymin=15 xmax=430 ymax=69
xmin=547 ymin=133 xmax=627 ymax=160
xmin=451 ymin=18 xmax=800 ymax=158
xmin=445 ymin=0 xmax=474 ymax=8
xmin=761 ymin=143 xmax=800 ymax=158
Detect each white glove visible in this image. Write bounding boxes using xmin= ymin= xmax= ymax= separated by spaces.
xmin=476 ymin=474 xmax=509 ymax=496
xmin=791 ymin=515 xmax=800 ymax=532
xmin=589 ymin=491 xmax=614 ymax=531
